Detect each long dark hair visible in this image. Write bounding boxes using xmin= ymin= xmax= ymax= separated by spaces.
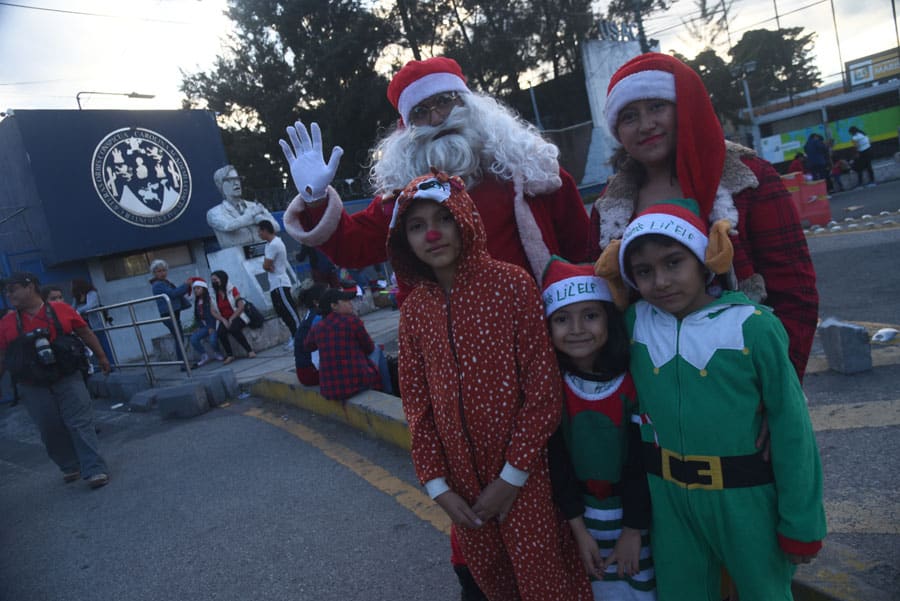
xmin=71 ymin=278 xmax=95 ymax=302
xmin=211 ymin=270 xmax=229 ymax=296
xmin=553 ymin=300 xmax=630 ymax=379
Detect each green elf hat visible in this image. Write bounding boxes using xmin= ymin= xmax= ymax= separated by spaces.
xmin=541 ymin=256 xmax=613 ymax=317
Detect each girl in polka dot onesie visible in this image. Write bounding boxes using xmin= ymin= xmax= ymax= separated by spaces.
xmin=387 ymin=171 xmax=592 ymax=601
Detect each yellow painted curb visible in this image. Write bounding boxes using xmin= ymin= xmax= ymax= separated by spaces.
xmin=250 ymin=374 xmax=411 ymax=451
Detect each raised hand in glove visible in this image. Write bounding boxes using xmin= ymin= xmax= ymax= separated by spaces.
xmin=279 ymin=121 xmax=343 ymax=203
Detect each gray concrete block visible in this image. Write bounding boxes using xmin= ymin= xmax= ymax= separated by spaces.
xmin=206 ymin=368 xmax=239 ymax=398
xmin=818 ymin=317 xmax=872 ymax=374
xmin=105 ymin=372 xmax=152 ymax=404
xmin=189 ymin=373 xmax=228 ymax=407
xmin=157 ymin=384 xmax=209 ymax=419
xmin=129 ymin=389 xmax=158 ymax=413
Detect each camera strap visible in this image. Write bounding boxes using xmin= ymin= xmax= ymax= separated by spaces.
xmin=14 ymin=303 xmax=65 ymax=339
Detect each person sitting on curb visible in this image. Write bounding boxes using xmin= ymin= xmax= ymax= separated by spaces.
xmin=303 ymin=288 xmax=382 ymax=401
xmin=189 ymin=279 xmax=224 ymax=368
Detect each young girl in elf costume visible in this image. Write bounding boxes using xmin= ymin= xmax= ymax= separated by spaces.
xmin=541 ymin=256 xmax=656 ymax=600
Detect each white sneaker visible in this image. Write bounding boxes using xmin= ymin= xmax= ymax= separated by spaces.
xmin=283 ymin=339 xmax=295 ymax=352
xmin=196 ymin=354 xmax=210 ymax=367
xmin=214 ymin=353 xmax=225 ymax=361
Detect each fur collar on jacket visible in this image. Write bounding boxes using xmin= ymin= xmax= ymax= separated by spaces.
xmin=594 ymin=141 xmax=760 ymax=249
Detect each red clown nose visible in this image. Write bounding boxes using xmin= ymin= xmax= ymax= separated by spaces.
xmin=425 ymin=230 xmax=441 ymax=242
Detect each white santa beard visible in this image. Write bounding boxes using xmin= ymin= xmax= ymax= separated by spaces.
xmin=372 ymin=105 xmax=483 ymax=193
xmin=370 ymin=92 xmax=560 ymax=196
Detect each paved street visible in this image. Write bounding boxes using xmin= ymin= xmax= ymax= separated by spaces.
xmin=0 ymin=179 xmax=898 ymax=599
xmin=0 ymin=397 xmax=458 ymax=601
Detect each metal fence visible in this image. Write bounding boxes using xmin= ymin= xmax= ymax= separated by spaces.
xmin=81 ymin=293 xmax=191 ymax=386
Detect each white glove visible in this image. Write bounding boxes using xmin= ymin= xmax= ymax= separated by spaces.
xmin=279 ymin=121 xmax=343 ymax=203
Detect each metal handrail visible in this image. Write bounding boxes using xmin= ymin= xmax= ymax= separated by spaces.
xmin=80 ymin=293 xmax=191 ymax=385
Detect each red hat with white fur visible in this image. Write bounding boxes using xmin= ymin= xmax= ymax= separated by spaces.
xmin=541 ymin=256 xmax=613 ymax=317
xmin=387 ymin=57 xmax=470 ymax=126
xmin=604 ymin=53 xmax=725 ymax=222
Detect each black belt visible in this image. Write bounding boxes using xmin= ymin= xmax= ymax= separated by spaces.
xmin=643 ymin=442 xmax=773 ymax=490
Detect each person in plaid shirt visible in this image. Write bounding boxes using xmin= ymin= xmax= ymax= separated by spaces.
xmin=589 ymin=53 xmax=817 ymax=380
xmin=303 ymin=288 xmax=380 ymax=401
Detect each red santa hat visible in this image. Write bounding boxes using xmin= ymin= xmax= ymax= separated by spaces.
xmin=605 ymin=53 xmax=725 ymax=222
xmin=387 ymin=57 xmax=471 ymax=126
xmin=541 ymin=256 xmax=613 ymax=317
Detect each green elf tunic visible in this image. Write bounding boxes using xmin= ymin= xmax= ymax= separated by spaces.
xmin=560 ymin=370 xmax=657 ymax=600
xmin=626 ymin=291 xmax=826 ymax=601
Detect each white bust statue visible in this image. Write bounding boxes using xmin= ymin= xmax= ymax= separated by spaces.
xmin=206 ymin=165 xmax=280 ymax=248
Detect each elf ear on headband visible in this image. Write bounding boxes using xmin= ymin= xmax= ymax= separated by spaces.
xmin=595 ymin=219 xmax=735 ymax=305
xmin=594 ymin=239 xmax=629 ymax=311
xmin=705 ymin=220 xmax=735 ymax=276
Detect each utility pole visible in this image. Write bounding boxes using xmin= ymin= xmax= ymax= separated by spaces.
xmin=829 ymin=0 xmax=847 ymax=90
xmin=771 ymin=0 xmax=794 ymax=106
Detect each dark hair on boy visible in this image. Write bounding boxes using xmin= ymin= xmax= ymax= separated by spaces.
xmin=622 ymin=233 xmax=702 ymax=286
xmin=258 ymin=220 xmax=275 ymax=234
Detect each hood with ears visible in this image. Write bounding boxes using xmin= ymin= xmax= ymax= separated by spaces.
xmin=386 ymin=171 xmax=489 ymax=289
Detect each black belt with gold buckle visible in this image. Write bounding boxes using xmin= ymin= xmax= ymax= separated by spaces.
xmin=643 ymin=442 xmax=773 ymax=490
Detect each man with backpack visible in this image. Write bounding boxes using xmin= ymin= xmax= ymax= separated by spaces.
xmin=0 ymin=272 xmax=111 ymax=489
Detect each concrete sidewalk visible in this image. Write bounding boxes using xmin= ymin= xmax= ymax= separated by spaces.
xmin=227 ymin=306 xmax=896 ymax=601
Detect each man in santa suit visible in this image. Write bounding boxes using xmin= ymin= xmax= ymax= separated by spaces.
xmin=279 ymin=56 xmax=591 ymax=600
xmin=279 ymin=56 xmax=590 ymax=298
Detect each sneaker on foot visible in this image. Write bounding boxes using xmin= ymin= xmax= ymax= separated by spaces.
xmin=223 ymin=356 xmax=235 ymax=365
xmin=283 ymin=340 xmax=295 ymax=352
xmin=196 ymin=354 xmax=210 ymax=367
xmin=63 ymin=470 xmax=80 ymax=483
xmin=214 ymin=353 xmax=225 ymax=361
xmin=88 ymin=473 xmax=109 ymax=489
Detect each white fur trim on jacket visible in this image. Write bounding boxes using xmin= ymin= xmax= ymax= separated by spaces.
xmin=594 ymin=141 xmax=758 ymax=251
xmin=512 ymin=173 xmax=552 ymax=284
xmin=282 ymin=185 xmax=345 ymax=248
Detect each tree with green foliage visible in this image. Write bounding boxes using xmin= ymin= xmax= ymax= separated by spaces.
xmin=729 ymin=28 xmax=821 ymax=106
xmin=181 ymin=0 xmax=398 ymax=200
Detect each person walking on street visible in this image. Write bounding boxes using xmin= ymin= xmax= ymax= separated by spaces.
xmin=848 ymin=126 xmax=876 ymax=187
xmin=258 ymin=219 xmax=300 ymax=348
xmin=0 ymin=272 xmax=111 ymax=489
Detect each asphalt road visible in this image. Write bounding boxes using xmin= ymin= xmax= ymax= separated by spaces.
xmin=0 ymin=398 xmax=458 ymax=601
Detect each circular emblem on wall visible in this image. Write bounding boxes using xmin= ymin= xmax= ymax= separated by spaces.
xmin=91 ymin=127 xmax=192 ymax=227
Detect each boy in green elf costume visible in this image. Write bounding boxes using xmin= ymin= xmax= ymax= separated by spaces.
xmin=596 ymin=198 xmax=825 ymax=601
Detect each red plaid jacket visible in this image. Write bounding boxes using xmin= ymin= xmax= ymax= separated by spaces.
xmin=304 ymin=312 xmax=380 ymax=401
xmin=590 ymin=149 xmax=818 ymax=379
